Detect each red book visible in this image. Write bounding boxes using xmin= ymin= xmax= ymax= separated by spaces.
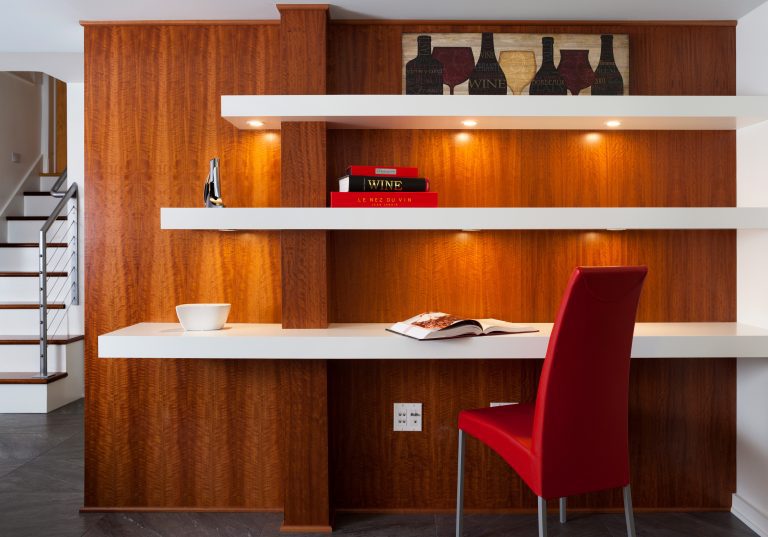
xmin=346 ymin=165 xmax=419 ymax=178
xmin=330 ymin=192 xmax=438 ymax=208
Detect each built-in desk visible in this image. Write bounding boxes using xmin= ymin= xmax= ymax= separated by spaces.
xmin=98 ymin=322 xmax=768 ymax=359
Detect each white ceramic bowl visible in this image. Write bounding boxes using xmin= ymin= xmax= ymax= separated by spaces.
xmin=175 ymin=303 xmax=231 ymax=331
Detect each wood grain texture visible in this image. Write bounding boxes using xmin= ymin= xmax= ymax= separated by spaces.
xmin=277 ymin=7 xmax=332 ymax=531
xmin=0 ymin=372 xmax=68 ymax=384
xmin=329 ymin=358 xmax=735 ymax=510
xmin=328 ymin=23 xmax=735 ymax=95
xmin=280 ymin=360 xmax=331 ymax=530
xmin=55 ymin=79 xmax=67 ymax=173
xmin=331 ymin=230 xmax=735 ymax=323
xmin=328 ymin=130 xmax=735 ymax=207
xmin=84 ymin=24 xmax=283 ymax=509
xmin=278 ymin=6 xmax=328 ymax=95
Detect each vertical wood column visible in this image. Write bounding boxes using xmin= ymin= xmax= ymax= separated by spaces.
xmin=278 ymin=4 xmax=332 ymax=533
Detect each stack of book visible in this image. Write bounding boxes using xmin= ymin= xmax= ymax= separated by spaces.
xmin=330 ymin=165 xmax=438 ymax=207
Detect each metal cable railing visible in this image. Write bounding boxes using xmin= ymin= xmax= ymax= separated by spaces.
xmin=38 ymin=169 xmax=79 ymax=378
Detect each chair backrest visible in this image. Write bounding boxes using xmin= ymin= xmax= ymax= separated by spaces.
xmin=531 ymin=266 xmax=647 ymax=498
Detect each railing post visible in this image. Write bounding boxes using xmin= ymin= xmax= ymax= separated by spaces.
xmin=39 ymin=228 xmax=48 ymax=378
xmin=71 ymin=196 xmax=79 ymax=305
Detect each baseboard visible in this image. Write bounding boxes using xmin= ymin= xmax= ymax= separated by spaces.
xmin=279 ymin=524 xmax=333 ymax=533
xmin=732 ymin=494 xmax=768 ymax=537
xmin=80 ymin=506 xmax=282 ymax=513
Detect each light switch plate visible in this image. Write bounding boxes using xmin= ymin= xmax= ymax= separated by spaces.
xmin=11 ymin=152 xmax=20 ymax=163
xmin=393 ymin=402 xmax=422 ymax=432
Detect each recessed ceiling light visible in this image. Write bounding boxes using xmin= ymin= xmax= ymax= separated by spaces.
xmin=247 ymin=120 xmax=265 ymax=127
xmin=462 ymin=120 xmax=478 ymax=127
xmin=605 ymin=120 xmax=622 ymax=128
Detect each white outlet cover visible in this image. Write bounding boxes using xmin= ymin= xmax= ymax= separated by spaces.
xmin=393 ymin=402 xmax=422 ymax=432
xmin=490 ymin=402 xmax=519 ymax=407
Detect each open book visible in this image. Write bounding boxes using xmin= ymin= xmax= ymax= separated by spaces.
xmin=388 ymin=312 xmax=538 ymax=340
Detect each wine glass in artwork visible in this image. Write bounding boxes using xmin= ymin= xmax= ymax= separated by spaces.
xmin=431 ymin=46 xmax=475 ymax=95
xmin=557 ymin=50 xmax=596 ymax=96
xmin=498 ymin=50 xmax=537 ymax=95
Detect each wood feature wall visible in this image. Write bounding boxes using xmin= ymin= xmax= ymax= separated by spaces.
xmin=84 ymin=24 xmax=283 ymax=509
xmin=84 ymin=13 xmax=738 ymax=524
xmin=277 ymin=5 xmax=332 ymax=532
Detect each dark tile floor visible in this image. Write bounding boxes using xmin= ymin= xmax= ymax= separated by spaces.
xmin=0 ymin=400 xmax=758 ymax=537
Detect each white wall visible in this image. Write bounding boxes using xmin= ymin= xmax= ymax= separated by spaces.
xmin=67 ymin=83 xmax=84 ymax=334
xmin=0 ymin=53 xmax=83 ymax=83
xmin=734 ymin=3 xmax=768 ymax=536
xmin=0 ymin=72 xmax=42 ymax=214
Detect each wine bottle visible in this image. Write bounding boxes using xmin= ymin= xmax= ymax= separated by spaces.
xmin=591 ymin=35 xmax=624 ymax=95
xmin=405 ymin=35 xmax=444 ymax=95
xmin=529 ymin=37 xmax=567 ymax=95
xmin=468 ymin=33 xmax=507 ymax=95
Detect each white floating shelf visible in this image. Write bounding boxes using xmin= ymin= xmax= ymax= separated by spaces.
xmin=221 ymin=95 xmax=768 ymax=131
xmin=160 ymin=207 xmax=768 ymax=231
xmin=99 ymin=322 xmax=768 ymax=360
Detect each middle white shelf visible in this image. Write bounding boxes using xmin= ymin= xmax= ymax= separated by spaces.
xmin=160 ymin=207 xmax=768 ymax=231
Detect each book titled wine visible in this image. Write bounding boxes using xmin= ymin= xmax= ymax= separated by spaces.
xmin=330 ymin=192 xmax=438 ymax=208
xmin=388 ymin=312 xmax=538 ymax=340
xmin=347 ymin=165 xmax=419 ymax=178
xmin=339 ymin=175 xmax=429 ymax=192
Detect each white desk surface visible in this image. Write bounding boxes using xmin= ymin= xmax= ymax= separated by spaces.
xmin=98 ymin=322 xmax=768 ymax=360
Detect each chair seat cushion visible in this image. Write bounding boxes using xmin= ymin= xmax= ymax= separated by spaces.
xmin=458 ymin=403 xmax=541 ymax=495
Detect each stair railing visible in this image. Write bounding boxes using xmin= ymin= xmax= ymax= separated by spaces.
xmin=38 ymin=168 xmax=79 ymax=378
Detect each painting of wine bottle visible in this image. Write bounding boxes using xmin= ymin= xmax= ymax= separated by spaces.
xmin=591 ymin=35 xmax=624 ymax=95
xmin=405 ymin=35 xmax=444 ymax=95
xmin=467 ymin=33 xmax=507 ymax=95
xmin=529 ymin=37 xmax=567 ymax=95
xmin=401 ymin=33 xmax=629 ymax=96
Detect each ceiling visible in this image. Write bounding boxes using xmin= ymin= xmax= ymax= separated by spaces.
xmin=1 ymin=0 xmax=766 ymax=53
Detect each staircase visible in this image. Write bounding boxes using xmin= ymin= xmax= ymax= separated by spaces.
xmin=0 ymin=172 xmax=83 ymax=413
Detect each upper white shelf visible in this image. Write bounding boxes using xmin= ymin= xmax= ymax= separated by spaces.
xmin=221 ymin=95 xmax=768 ymax=131
xmin=99 ymin=322 xmax=768 ymax=360
xmin=160 ymin=207 xmax=768 ymax=231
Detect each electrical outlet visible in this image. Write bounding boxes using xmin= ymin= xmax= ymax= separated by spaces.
xmin=393 ymin=402 xmax=422 ymax=432
xmin=10 ymin=152 xmax=20 ymax=163
xmin=490 ymin=402 xmax=518 ymax=407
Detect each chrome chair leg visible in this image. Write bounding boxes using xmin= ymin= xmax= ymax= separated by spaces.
xmin=455 ymin=430 xmax=466 ymax=537
xmin=559 ymin=497 xmax=567 ymax=523
xmin=623 ymin=484 xmax=637 ymax=537
xmin=538 ymin=496 xmax=548 ymax=537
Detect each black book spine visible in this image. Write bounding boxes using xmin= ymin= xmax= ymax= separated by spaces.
xmin=341 ymin=175 xmax=429 ymax=192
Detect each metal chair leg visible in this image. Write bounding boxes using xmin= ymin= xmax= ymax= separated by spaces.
xmin=559 ymin=497 xmax=567 ymax=523
xmin=455 ymin=430 xmax=466 ymax=537
xmin=538 ymin=496 xmax=548 ymax=537
xmin=623 ymin=484 xmax=637 ymax=537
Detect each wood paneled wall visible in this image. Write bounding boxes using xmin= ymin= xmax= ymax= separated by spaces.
xmin=325 ymin=21 xmax=737 ymax=511
xmin=84 ymin=24 xmax=283 ymax=508
xmin=84 ymin=18 xmax=737 ymax=514
xmin=328 ymin=22 xmax=735 ymax=95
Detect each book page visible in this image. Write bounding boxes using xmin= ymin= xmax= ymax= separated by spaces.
xmin=475 ymin=319 xmax=538 ymax=335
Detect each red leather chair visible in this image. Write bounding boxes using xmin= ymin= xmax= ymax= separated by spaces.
xmin=455 ymin=266 xmax=648 ymax=537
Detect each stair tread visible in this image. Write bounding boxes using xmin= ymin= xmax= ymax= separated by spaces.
xmin=23 ymin=191 xmax=55 ymax=197
xmin=0 ymin=243 xmax=67 ymax=248
xmin=0 ymin=271 xmax=67 ymax=277
xmin=0 ymin=335 xmax=83 ymax=345
xmin=0 ymin=302 xmax=65 ymax=309
xmin=0 ymin=372 xmax=67 ymax=384
xmin=6 ymin=216 xmax=67 ymax=221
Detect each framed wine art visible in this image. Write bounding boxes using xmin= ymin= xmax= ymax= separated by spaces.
xmin=402 ymin=33 xmax=629 ymax=96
